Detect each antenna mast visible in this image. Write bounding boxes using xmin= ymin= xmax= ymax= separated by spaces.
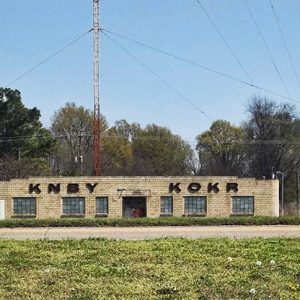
xmin=93 ymin=0 xmax=101 ymax=176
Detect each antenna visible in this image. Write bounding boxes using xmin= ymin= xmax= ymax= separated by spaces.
xmin=93 ymin=0 xmax=101 ymax=176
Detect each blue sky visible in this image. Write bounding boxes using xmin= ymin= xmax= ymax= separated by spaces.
xmin=1 ymin=0 xmax=300 ymax=146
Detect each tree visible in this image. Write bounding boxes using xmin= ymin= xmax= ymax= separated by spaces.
xmin=51 ymin=102 xmax=107 ymax=176
xmin=102 ymin=120 xmax=134 ymax=175
xmin=243 ymin=96 xmax=300 ymax=179
xmin=0 ymin=88 xmax=56 ymax=179
xmin=196 ymin=120 xmax=245 ymax=176
xmin=102 ymin=120 xmax=194 ymax=176
xmin=0 ymin=155 xmax=51 ymax=180
xmin=130 ymin=123 xmax=193 ymax=175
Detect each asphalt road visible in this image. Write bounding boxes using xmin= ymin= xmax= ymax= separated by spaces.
xmin=0 ymin=225 xmax=299 ymax=240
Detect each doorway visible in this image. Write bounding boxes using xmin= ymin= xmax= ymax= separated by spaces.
xmin=123 ymin=197 xmax=146 ymax=218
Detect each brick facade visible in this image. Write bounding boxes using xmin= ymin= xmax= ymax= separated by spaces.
xmin=0 ymin=176 xmax=279 ymax=219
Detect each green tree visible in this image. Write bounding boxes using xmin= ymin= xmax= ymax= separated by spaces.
xmin=102 ymin=120 xmax=194 ymax=176
xmin=102 ymin=128 xmax=133 ymax=175
xmin=51 ymin=102 xmax=107 ymax=176
xmin=0 ymin=88 xmax=56 ymax=179
xmin=130 ymin=123 xmax=193 ymax=175
xmin=196 ymin=120 xmax=245 ymax=176
xmin=101 ymin=119 xmax=136 ymax=175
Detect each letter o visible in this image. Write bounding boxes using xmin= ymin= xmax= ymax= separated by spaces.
xmin=188 ymin=183 xmax=201 ymax=193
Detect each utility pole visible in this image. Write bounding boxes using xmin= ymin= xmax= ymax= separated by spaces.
xmin=297 ymin=171 xmax=300 ymax=215
xmin=93 ymin=0 xmax=101 ymax=176
xmin=77 ymin=133 xmax=83 ymax=175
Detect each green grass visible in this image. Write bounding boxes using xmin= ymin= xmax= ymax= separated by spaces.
xmin=0 ymin=238 xmax=299 ymax=299
xmin=1 ymin=215 xmax=300 ymax=227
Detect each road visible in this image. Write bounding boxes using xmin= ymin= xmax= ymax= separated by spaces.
xmin=0 ymin=225 xmax=299 ymax=240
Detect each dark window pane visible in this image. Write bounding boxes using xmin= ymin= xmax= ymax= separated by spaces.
xmin=232 ymin=196 xmax=254 ymax=215
xmin=96 ymin=197 xmax=108 ymax=214
xmin=160 ymin=196 xmax=173 ymax=214
xmin=13 ymin=198 xmax=36 ymax=215
xmin=184 ymin=196 xmax=207 ymax=215
xmin=62 ymin=197 xmax=85 ymax=215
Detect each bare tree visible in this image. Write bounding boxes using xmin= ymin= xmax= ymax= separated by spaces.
xmin=243 ymin=96 xmax=300 ymax=179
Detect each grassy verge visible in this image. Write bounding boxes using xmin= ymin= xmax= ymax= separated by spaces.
xmin=0 ymin=216 xmax=300 ymax=228
xmin=0 ymin=238 xmax=299 ymax=299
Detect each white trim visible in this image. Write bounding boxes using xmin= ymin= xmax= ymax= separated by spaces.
xmin=0 ymin=200 xmax=4 ymax=220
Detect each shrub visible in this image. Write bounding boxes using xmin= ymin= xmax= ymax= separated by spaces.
xmin=0 ymin=216 xmax=299 ymax=227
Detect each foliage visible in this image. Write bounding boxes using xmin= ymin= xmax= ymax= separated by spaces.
xmin=51 ymin=110 xmax=193 ymax=176
xmin=0 ymin=88 xmax=56 ymax=179
xmin=0 ymin=238 xmax=299 ymax=299
xmin=103 ymin=120 xmax=194 ymax=175
xmin=0 ymin=155 xmax=51 ymax=180
xmin=196 ymin=120 xmax=245 ymax=176
xmin=51 ymin=102 xmax=107 ymax=176
xmin=1 ymin=216 xmax=300 ymax=228
xmin=193 ymin=96 xmax=300 ymax=205
xmin=243 ymin=96 xmax=300 ymax=180
xmin=130 ymin=123 xmax=194 ymax=175
xmin=102 ymin=120 xmax=134 ymax=175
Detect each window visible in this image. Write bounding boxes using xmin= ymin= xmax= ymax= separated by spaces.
xmin=184 ymin=196 xmax=206 ymax=215
xmin=96 ymin=197 xmax=108 ymax=215
xmin=160 ymin=196 xmax=173 ymax=215
xmin=232 ymin=196 xmax=254 ymax=215
xmin=13 ymin=197 xmax=36 ymax=216
xmin=62 ymin=197 xmax=85 ymax=215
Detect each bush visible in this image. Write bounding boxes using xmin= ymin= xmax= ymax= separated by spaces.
xmin=0 ymin=216 xmax=300 ymax=228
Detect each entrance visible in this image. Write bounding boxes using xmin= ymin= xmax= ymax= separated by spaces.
xmin=123 ymin=197 xmax=146 ymax=218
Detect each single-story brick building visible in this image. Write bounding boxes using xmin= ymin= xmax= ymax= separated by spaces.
xmin=0 ymin=176 xmax=279 ymax=219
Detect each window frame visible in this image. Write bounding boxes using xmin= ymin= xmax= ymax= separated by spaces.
xmin=13 ymin=197 xmax=36 ymax=217
xmin=62 ymin=197 xmax=85 ymax=217
xmin=184 ymin=196 xmax=207 ymax=216
xmin=160 ymin=196 xmax=173 ymax=216
xmin=231 ymin=196 xmax=254 ymax=216
xmin=95 ymin=197 xmax=109 ymax=216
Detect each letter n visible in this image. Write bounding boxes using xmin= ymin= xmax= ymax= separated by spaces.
xmin=48 ymin=184 xmax=60 ymax=194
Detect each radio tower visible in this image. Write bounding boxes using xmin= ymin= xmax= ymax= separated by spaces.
xmin=93 ymin=0 xmax=101 ymax=176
